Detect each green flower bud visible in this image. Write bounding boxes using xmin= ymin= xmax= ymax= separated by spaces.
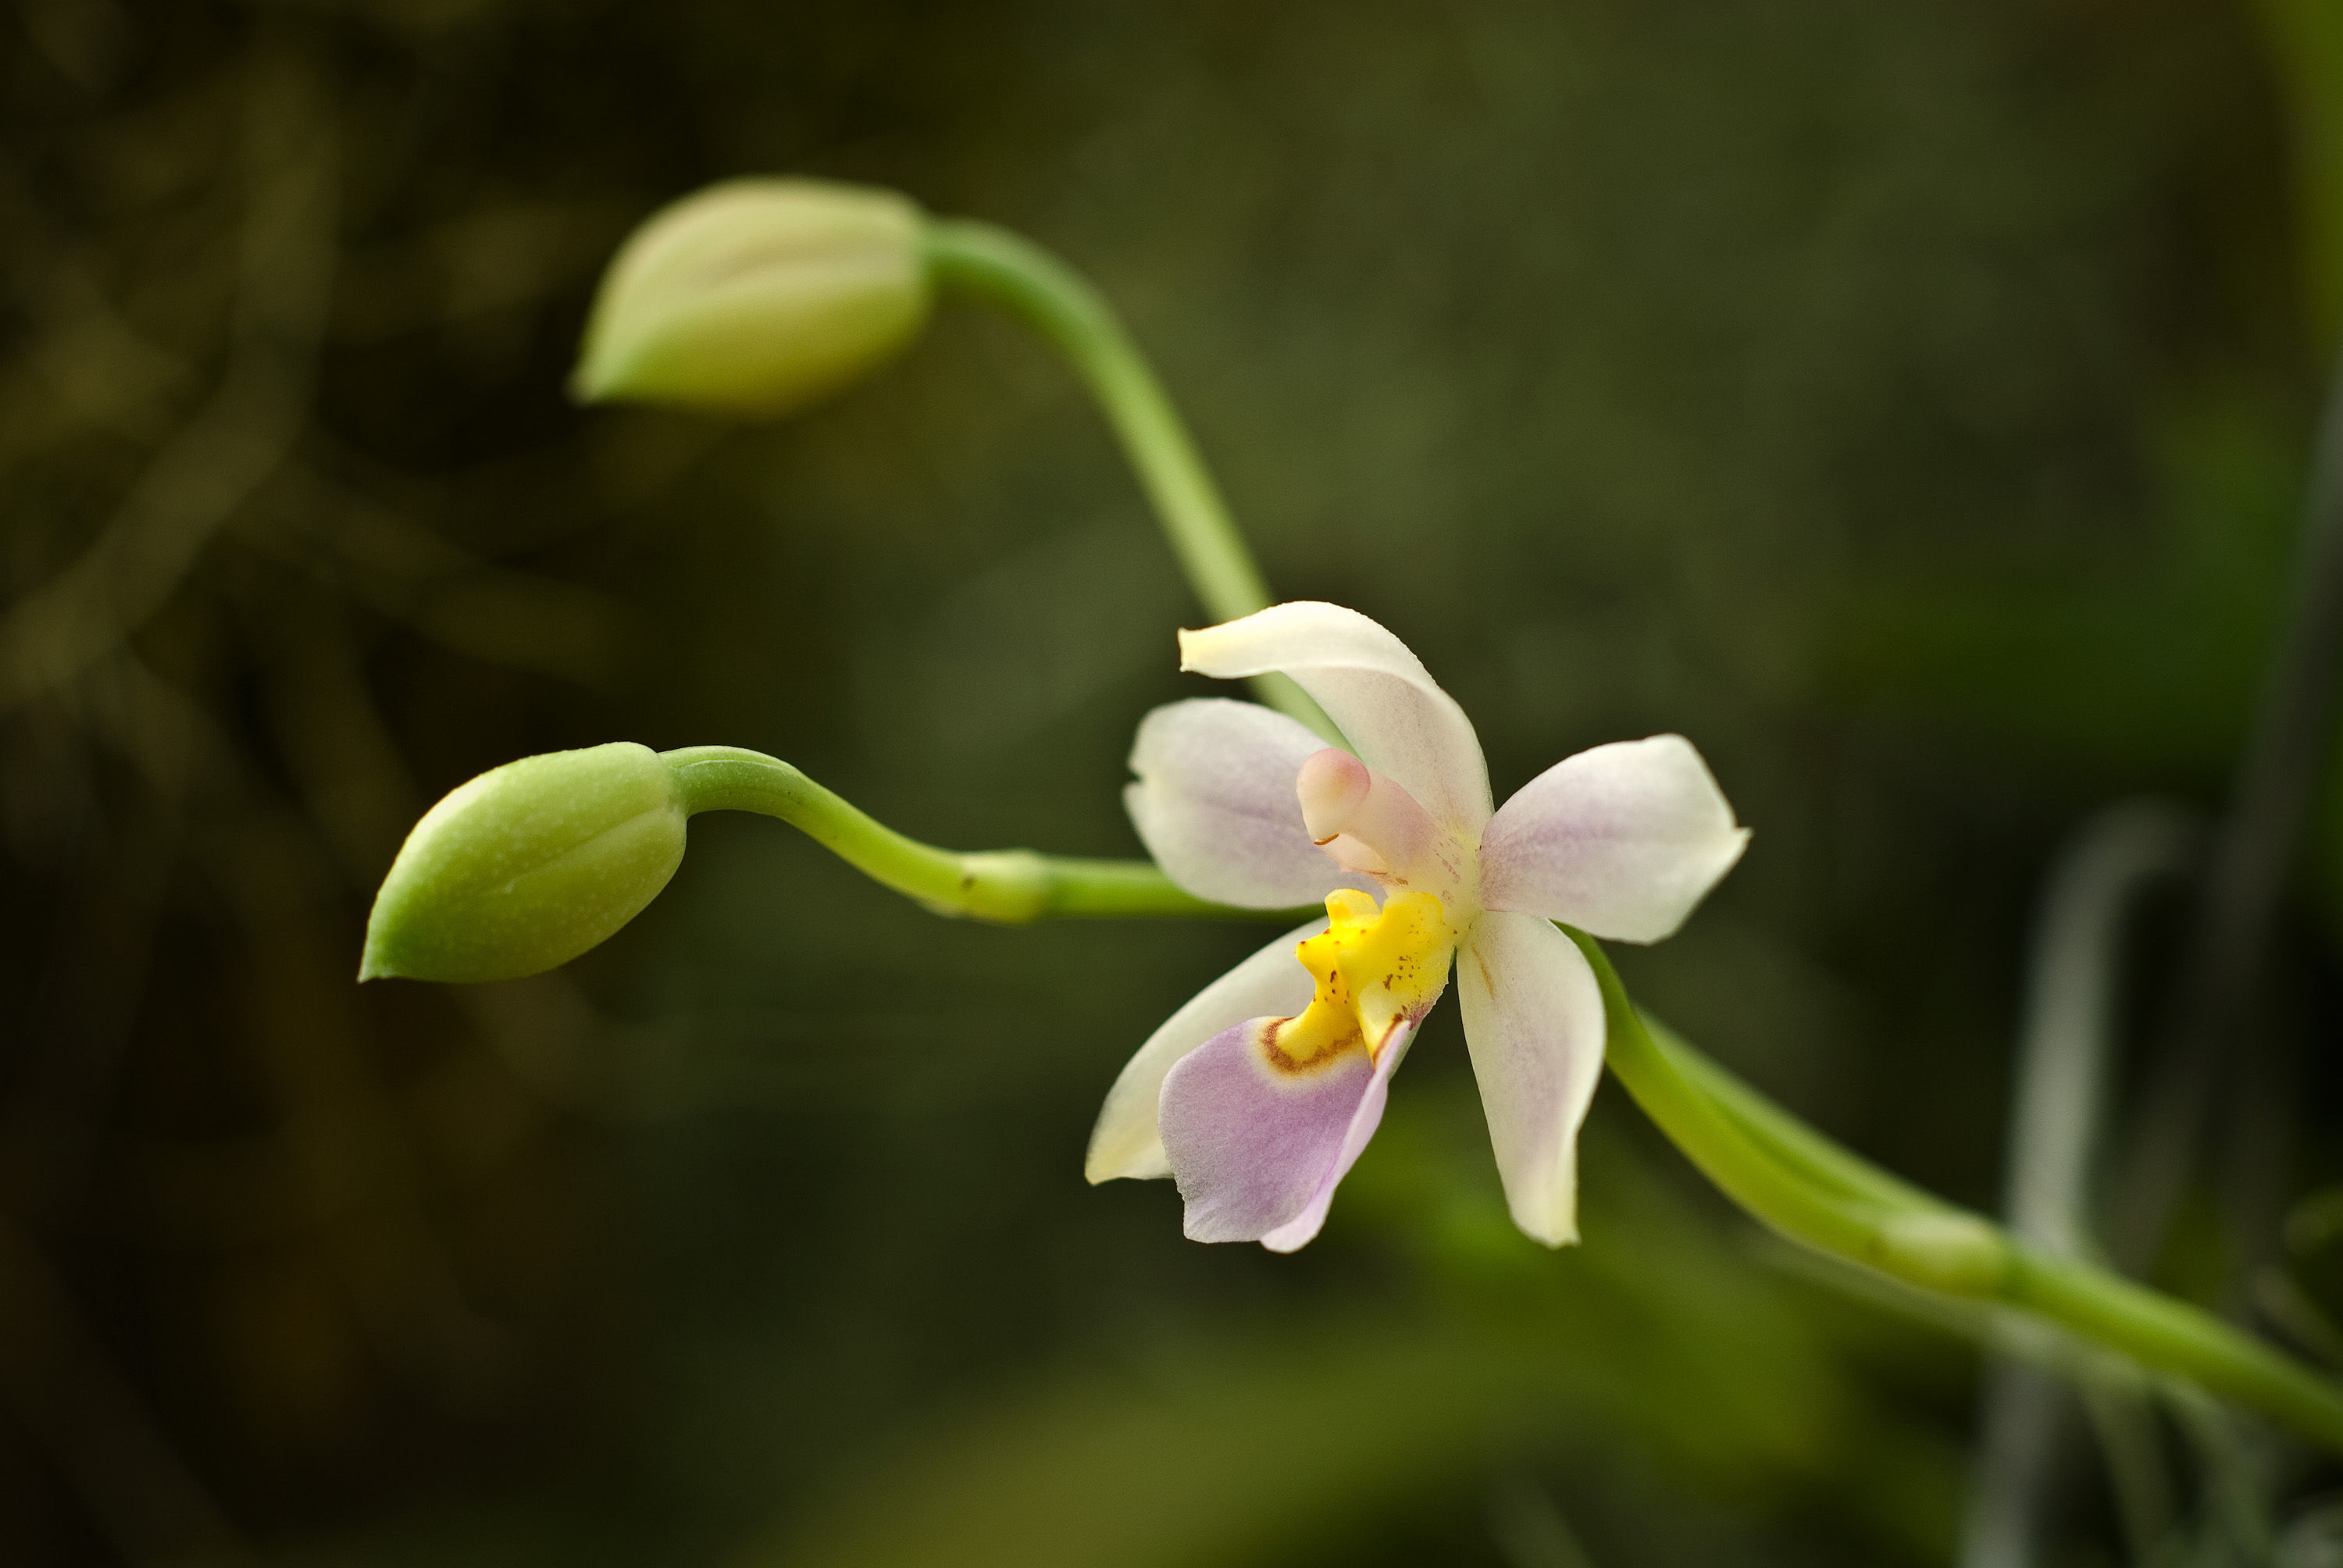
xmin=360 ymin=743 xmax=686 ymax=984
xmin=572 ymin=177 xmax=930 ymax=418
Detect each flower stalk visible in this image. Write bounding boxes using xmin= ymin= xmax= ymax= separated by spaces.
xmin=921 ymin=219 xmax=1336 ymax=743
xmin=1571 ymin=930 xmax=2343 ymax=1455
xmin=662 ymin=746 xmax=1258 ymax=922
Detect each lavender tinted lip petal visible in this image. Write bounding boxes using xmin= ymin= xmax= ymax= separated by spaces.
xmin=1084 ymin=917 xmax=1327 ymax=1185
xmin=1261 ymin=1024 xmax=1412 ymax=1253
xmin=1159 ymin=1017 xmax=1382 ymax=1244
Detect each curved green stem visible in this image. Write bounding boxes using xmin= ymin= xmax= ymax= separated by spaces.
xmin=921 ymin=218 xmax=1338 ymax=743
xmin=921 ymin=219 xmax=1268 ymax=623
xmin=1655 ymin=1017 xmax=1941 ymax=1214
xmin=2008 ymin=1254 xmax=2343 ymax=1456
xmin=1568 ymin=928 xmax=2343 ymax=1456
xmin=662 ymin=745 xmax=1271 ymax=923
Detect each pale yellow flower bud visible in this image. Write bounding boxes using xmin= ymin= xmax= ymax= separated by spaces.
xmin=572 ymin=177 xmax=930 ymax=418
xmin=360 ymin=743 xmax=687 ymax=983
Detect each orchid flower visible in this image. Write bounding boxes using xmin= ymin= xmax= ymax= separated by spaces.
xmin=1086 ymin=602 xmax=1749 ymax=1251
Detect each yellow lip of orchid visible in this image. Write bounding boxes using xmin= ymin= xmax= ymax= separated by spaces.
xmin=1264 ymin=889 xmax=1457 ymax=1071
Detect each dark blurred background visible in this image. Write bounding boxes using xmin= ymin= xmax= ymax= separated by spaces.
xmin=2 ymin=1 xmax=2340 ymax=1563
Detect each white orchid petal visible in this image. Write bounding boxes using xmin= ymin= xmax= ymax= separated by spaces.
xmin=1457 ymin=911 xmax=1607 ymax=1246
xmin=1478 ymin=735 xmax=1749 ymax=943
xmin=1125 ymin=699 xmax=1366 ymax=908
xmin=1178 ymin=603 xmax=1493 ymax=832
xmin=1084 ymin=918 xmax=1325 ymax=1183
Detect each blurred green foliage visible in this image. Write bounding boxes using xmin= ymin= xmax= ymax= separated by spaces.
xmin=0 ymin=2 xmax=2337 ymax=1566
xmin=744 ymin=1102 xmax=1965 ymax=1568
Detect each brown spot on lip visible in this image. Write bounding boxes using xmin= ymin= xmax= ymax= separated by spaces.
xmin=1261 ymin=1019 xmax=1364 ymax=1077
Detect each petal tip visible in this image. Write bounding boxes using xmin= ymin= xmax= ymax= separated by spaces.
xmin=1084 ymin=1110 xmax=1174 ymax=1185
xmin=1172 ymin=625 xmax=1207 ymax=673
xmin=1257 ymin=1221 xmax=1323 ymax=1254
xmin=1510 ymin=1192 xmax=1580 ymax=1248
xmin=1622 ymin=823 xmax=1752 ymax=944
xmin=1083 ymin=1145 xmax=1171 ymax=1185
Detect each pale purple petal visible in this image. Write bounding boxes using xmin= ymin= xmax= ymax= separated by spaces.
xmin=1478 ymin=735 xmax=1749 ymax=943
xmin=1177 ymin=602 xmax=1493 ymax=834
xmin=1085 ymin=918 xmax=1324 ymax=1184
xmin=1159 ymin=1017 xmax=1408 ymax=1248
xmin=1124 ymin=699 xmax=1367 ymax=908
xmin=1261 ymin=1025 xmax=1412 ymax=1253
xmin=1457 ymin=911 xmax=1607 ymax=1245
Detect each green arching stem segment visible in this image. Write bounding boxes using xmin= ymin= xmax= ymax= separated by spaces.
xmin=1566 ymin=928 xmax=2343 ymax=1456
xmin=919 ymin=219 xmax=1268 ymax=625
xmin=920 ymin=218 xmax=1340 ymax=745
xmin=662 ymin=745 xmax=1268 ymax=923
